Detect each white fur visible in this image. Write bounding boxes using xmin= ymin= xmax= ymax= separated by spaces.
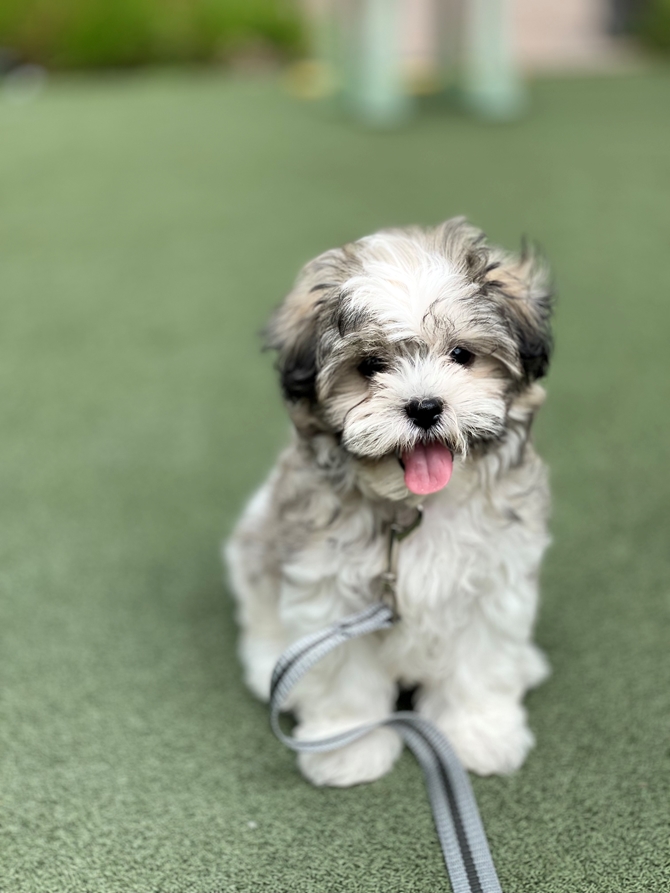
xmin=225 ymin=221 xmax=552 ymax=787
xmin=226 ymin=449 xmax=550 ymax=785
xmin=343 ymin=235 xmax=474 ymax=337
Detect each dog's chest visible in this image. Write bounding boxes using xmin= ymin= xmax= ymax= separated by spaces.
xmin=400 ymin=499 xmax=492 ymax=603
xmin=380 ymin=491 xmax=516 ymax=680
xmin=282 ymin=480 xmax=531 ymax=676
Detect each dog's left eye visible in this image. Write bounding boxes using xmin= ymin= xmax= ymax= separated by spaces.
xmin=450 ymin=347 xmax=474 ymax=366
xmin=358 ymin=356 xmax=388 ymax=378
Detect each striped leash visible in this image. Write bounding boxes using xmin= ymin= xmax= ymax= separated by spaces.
xmin=269 ymin=508 xmax=503 ymax=893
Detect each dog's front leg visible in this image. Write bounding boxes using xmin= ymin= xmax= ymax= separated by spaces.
xmin=416 ymin=592 xmax=549 ymax=777
xmin=282 ymin=582 xmax=402 ymax=787
xmin=291 ymin=637 xmax=402 ymax=787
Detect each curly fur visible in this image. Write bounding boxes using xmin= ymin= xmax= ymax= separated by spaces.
xmin=225 ymin=218 xmax=553 ymax=786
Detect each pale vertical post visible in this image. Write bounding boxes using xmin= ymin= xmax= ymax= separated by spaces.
xmin=311 ymin=0 xmax=338 ymax=76
xmin=461 ymin=0 xmax=526 ymax=119
xmin=351 ymin=0 xmax=412 ymax=126
xmin=436 ymin=0 xmax=463 ymax=93
xmin=313 ymin=0 xmax=351 ymax=95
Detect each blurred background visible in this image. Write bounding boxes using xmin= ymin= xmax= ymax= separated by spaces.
xmin=1 ymin=1 xmax=669 ymax=113
xmin=0 ymin=0 xmax=669 ymax=73
xmin=1 ymin=3 xmax=669 ymax=893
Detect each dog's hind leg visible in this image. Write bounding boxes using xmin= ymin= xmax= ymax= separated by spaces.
xmin=224 ymin=479 xmax=288 ymax=702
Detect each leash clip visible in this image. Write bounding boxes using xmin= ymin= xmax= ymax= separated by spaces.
xmin=381 ymin=505 xmax=423 ymax=617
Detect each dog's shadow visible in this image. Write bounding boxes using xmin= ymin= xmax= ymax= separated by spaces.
xmin=395 ymin=685 xmax=419 ymax=712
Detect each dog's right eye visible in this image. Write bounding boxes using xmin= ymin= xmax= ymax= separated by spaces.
xmin=358 ymin=356 xmax=387 ymax=378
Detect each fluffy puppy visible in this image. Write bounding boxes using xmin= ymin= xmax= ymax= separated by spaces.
xmin=225 ymin=217 xmax=553 ymax=787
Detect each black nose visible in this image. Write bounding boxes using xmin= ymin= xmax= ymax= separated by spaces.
xmin=406 ymin=398 xmax=443 ymax=430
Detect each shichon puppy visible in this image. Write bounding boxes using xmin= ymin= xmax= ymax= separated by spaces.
xmin=225 ymin=217 xmax=553 ymax=787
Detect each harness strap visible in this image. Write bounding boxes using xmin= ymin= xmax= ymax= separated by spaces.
xmin=270 ymin=602 xmax=503 ymax=893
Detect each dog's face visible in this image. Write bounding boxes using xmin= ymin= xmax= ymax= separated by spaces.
xmin=266 ymin=219 xmax=552 ymax=501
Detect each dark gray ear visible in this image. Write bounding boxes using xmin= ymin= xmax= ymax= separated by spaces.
xmin=434 ymin=218 xmax=554 ymax=383
xmin=263 ymin=246 xmax=351 ymax=405
xmin=274 ymin=329 xmax=319 ymax=403
xmin=263 ymin=270 xmax=336 ymax=406
xmin=264 ymin=299 xmax=320 ymax=404
xmin=483 ymin=241 xmax=554 ymax=383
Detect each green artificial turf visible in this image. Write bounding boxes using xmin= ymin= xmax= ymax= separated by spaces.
xmin=1 ymin=70 xmax=669 ymax=893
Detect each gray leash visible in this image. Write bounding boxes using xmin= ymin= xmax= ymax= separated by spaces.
xmin=269 ymin=510 xmax=503 ymax=893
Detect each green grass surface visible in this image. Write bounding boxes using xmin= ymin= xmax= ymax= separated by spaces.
xmin=1 ymin=71 xmax=669 ymax=892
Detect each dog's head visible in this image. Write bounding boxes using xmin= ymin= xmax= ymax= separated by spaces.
xmin=265 ymin=218 xmax=553 ymax=501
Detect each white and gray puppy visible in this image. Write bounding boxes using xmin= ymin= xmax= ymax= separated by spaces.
xmin=225 ymin=217 xmax=553 ymax=787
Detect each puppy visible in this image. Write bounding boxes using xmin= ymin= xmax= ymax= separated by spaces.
xmin=225 ymin=217 xmax=553 ymax=787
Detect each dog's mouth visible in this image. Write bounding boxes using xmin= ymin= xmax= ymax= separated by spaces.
xmin=398 ymin=442 xmax=453 ymax=496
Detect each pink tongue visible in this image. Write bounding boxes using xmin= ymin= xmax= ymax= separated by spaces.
xmin=402 ymin=442 xmax=453 ymax=495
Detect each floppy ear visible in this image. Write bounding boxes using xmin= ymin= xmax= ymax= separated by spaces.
xmin=264 ymin=286 xmax=321 ymax=404
xmin=263 ymin=249 xmax=346 ymax=404
xmin=483 ymin=241 xmax=554 ymax=383
xmin=434 ymin=218 xmax=553 ymax=382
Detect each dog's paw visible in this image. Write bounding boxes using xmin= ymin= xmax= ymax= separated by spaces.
xmin=239 ymin=634 xmax=286 ymax=702
xmin=296 ymin=726 xmax=402 ymax=787
xmin=437 ymin=703 xmax=535 ymax=776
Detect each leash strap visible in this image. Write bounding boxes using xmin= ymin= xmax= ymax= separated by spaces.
xmin=270 ymin=602 xmax=503 ymax=893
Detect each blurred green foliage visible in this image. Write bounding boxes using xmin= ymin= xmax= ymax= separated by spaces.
xmin=0 ymin=0 xmax=302 ymax=68
xmin=640 ymin=0 xmax=670 ymax=51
